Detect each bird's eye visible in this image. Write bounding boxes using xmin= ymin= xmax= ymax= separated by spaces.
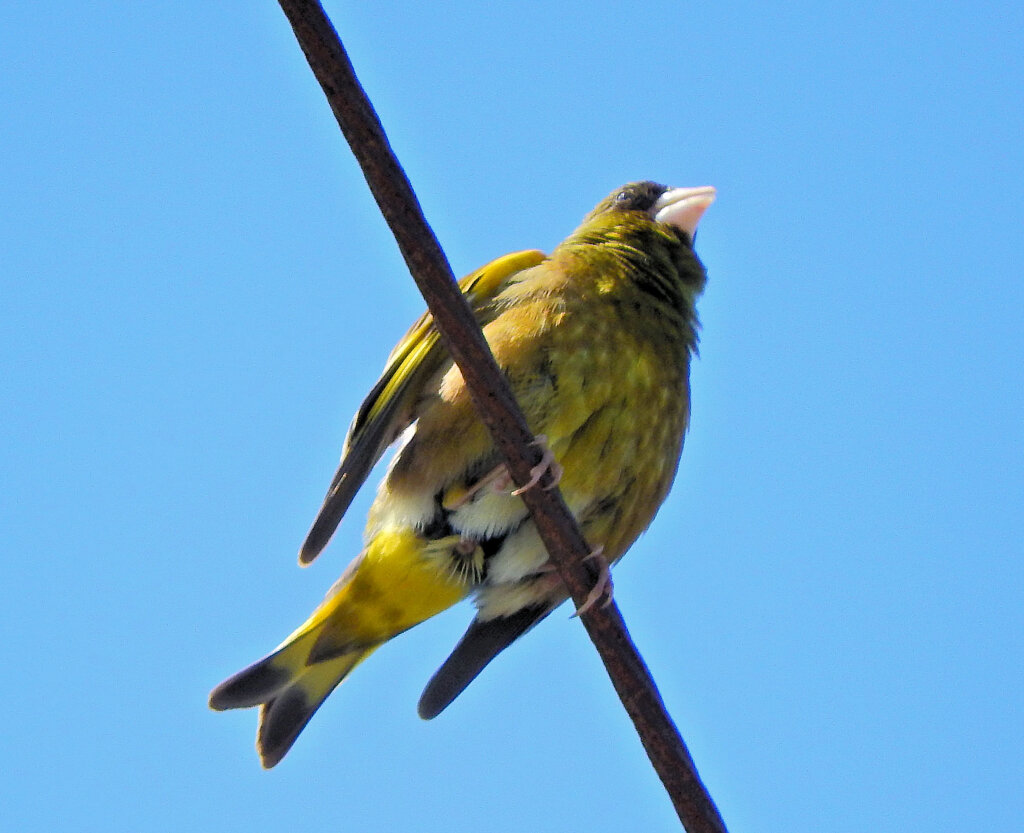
xmin=614 ymin=190 xmax=634 ymax=207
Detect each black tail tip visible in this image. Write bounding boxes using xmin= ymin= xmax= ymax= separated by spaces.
xmin=257 ymin=687 xmax=316 ymax=768
xmin=208 ymin=661 xmax=290 ymax=711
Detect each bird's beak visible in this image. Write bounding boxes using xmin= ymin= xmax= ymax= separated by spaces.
xmin=652 ymin=186 xmax=716 ymax=238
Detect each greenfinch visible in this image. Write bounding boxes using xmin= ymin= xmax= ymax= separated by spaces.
xmin=209 ymin=181 xmax=714 ymax=767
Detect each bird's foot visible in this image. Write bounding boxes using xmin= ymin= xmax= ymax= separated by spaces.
xmin=445 ymin=436 xmax=562 ymax=510
xmin=511 ymin=435 xmax=564 ymax=495
xmin=445 ymin=464 xmax=513 ymax=509
xmin=571 ymin=546 xmax=614 ymax=617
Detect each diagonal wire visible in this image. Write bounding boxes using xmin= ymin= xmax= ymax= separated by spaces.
xmin=275 ymin=3 xmax=728 ymax=830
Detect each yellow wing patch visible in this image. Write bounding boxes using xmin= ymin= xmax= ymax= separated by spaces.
xmin=346 ymin=249 xmax=547 ymax=454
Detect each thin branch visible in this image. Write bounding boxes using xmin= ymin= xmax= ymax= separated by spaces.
xmin=275 ymin=3 xmax=728 ymax=831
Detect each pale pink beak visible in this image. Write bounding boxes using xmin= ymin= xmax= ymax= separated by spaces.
xmin=652 ymin=186 xmax=716 ymax=238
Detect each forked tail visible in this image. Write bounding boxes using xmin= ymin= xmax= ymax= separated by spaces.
xmin=209 ymin=623 xmax=376 ymax=768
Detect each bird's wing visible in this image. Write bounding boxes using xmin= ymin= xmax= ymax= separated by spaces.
xmin=417 ymin=605 xmax=552 ymax=719
xmin=299 ymin=249 xmax=547 ymax=565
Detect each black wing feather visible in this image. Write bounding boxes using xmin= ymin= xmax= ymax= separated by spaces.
xmin=418 ymin=606 xmax=551 ymax=719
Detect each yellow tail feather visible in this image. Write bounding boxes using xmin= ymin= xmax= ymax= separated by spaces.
xmin=255 ymin=645 xmax=375 ymax=768
xmin=209 ymin=617 xmax=377 ymax=767
xmin=209 ymin=528 xmax=469 ymax=766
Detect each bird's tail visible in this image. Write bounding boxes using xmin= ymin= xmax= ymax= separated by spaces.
xmin=209 ymin=614 xmax=378 ymax=768
xmin=209 ymin=528 xmax=470 ymax=767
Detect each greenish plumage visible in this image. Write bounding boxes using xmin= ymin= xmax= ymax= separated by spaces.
xmin=209 ymin=181 xmax=714 ymax=767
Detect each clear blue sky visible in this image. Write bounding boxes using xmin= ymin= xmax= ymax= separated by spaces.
xmin=3 ymin=2 xmax=1022 ymax=831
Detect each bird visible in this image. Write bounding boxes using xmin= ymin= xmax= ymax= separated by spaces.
xmin=208 ymin=181 xmax=714 ymax=768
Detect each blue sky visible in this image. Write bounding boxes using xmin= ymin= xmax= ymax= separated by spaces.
xmin=3 ymin=2 xmax=1022 ymax=831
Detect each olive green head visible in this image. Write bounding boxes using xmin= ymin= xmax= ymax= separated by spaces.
xmin=561 ymin=181 xmax=715 ymax=322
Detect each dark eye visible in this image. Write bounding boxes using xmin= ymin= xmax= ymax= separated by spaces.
xmin=614 ymin=190 xmax=635 ymax=207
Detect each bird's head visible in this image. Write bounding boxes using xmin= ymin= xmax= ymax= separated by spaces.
xmin=562 ymin=181 xmax=715 ymax=319
xmin=581 ymin=181 xmax=716 ymax=245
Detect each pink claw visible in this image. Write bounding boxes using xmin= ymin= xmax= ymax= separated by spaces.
xmin=512 ymin=435 xmax=564 ymax=496
xmin=447 ymin=436 xmax=563 ymax=510
xmin=572 ymin=546 xmax=614 ymax=617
